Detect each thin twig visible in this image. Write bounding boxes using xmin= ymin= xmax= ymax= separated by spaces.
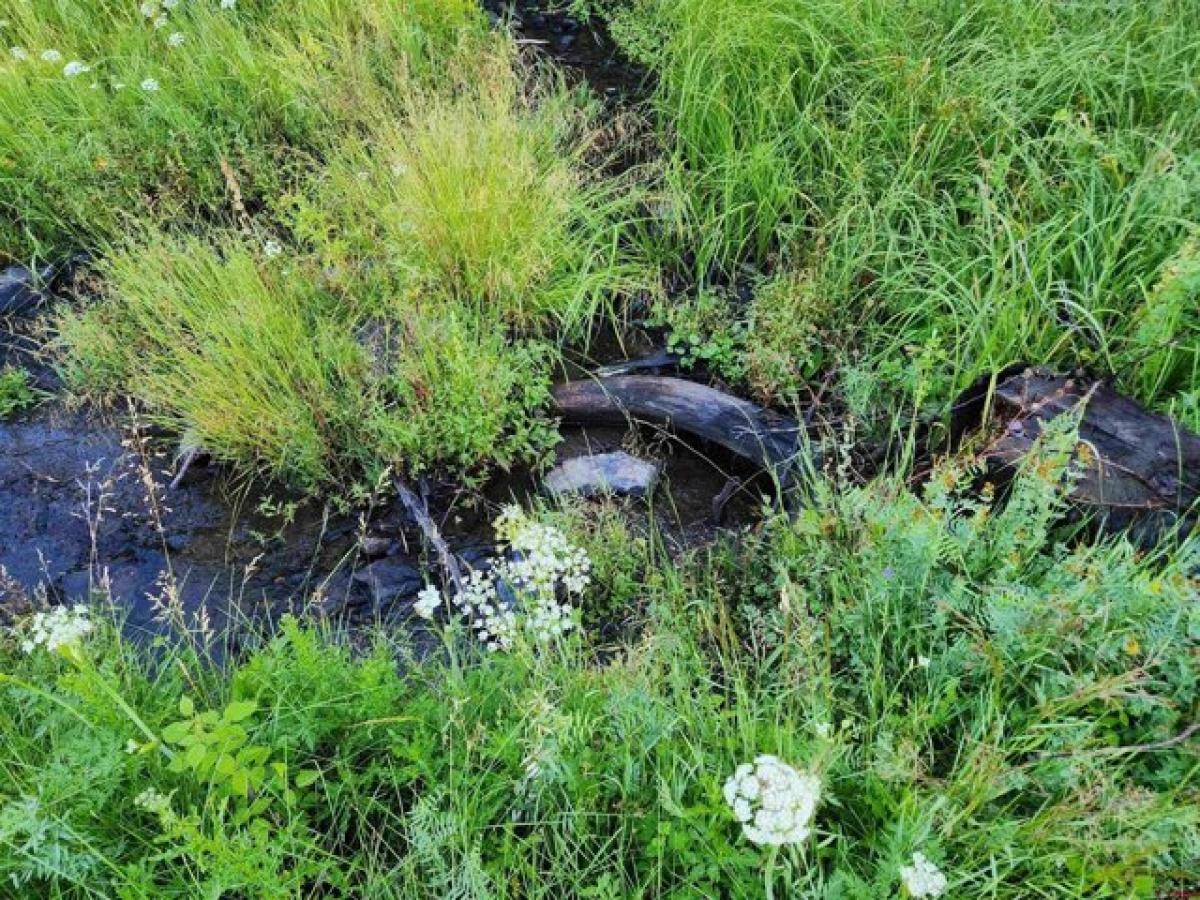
xmin=393 ymin=476 xmax=465 ymax=595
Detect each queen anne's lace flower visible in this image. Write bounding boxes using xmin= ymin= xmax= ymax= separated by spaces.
xmin=221 ymin=0 xmax=237 ymax=8
xmin=900 ymin=852 xmax=948 ymax=898
xmin=140 ymin=1 xmax=158 ymax=17
xmin=425 ymin=507 xmax=590 ymax=651
xmin=414 ymin=585 xmax=441 ymax=620
xmin=166 ymin=32 xmax=184 ymax=47
xmin=723 ymin=755 xmax=821 ymax=846
xmin=263 ymin=239 xmax=283 ymax=258
xmin=19 ymin=605 xmax=94 ymax=655
xmin=41 ymin=49 xmax=63 ymax=63
xmin=140 ymin=77 xmax=159 ymax=92
xmin=9 ymin=46 xmax=28 ymax=61
xmin=63 ymin=60 xmax=90 ymax=77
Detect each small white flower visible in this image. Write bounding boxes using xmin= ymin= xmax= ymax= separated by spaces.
xmin=140 ymin=1 xmax=158 ymax=17
xmin=113 ymin=80 xmax=127 ymax=90
xmin=20 ymin=605 xmax=94 ymax=655
xmin=813 ymin=721 xmax=832 ymax=739
xmin=916 ymin=655 xmax=931 ymax=668
xmin=220 ymin=0 xmax=236 ymax=8
xmin=900 ymin=852 xmax=948 ymax=898
xmin=414 ymin=585 xmax=441 ymax=620
xmin=153 ymin=15 xmax=168 ymax=29
xmin=9 ymin=46 xmax=28 ymax=61
xmin=140 ymin=77 xmax=159 ymax=92
xmin=166 ymin=31 xmax=184 ymax=47
xmin=162 ymin=0 xmax=179 ymax=8
xmin=125 ymin=739 xmax=140 ymax=754
xmin=63 ymin=60 xmax=90 ymax=78
xmin=262 ymin=239 xmax=283 ymax=258
xmin=40 ymin=49 xmax=63 ymax=63
xmin=723 ymin=756 xmax=821 ymax=846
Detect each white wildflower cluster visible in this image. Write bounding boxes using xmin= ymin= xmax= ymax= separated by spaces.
xmin=41 ymin=49 xmax=62 ymax=63
xmin=63 ymin=60 xmax=90 ymax=78
xmin=19 ymin=605 xmax=94 ymax=655
xmin=9 ymin=46 xmax=28 ymax=61
xmin=452 ymin=567 xmax=519 ymax=651
xmin=134 ymin=788 xmax=173 ymax=817
xmin=900 ymin=852 xmax=948 ymax=898
xmin=723 ymin=755 xmax=821 ymax=846
xmin=413 ymin=584 xmax=441 ymax=620
xmin=415 ymin=506 xmax=591 ymax=652
xmin=494 ymin=506 xmax=592 ymax=596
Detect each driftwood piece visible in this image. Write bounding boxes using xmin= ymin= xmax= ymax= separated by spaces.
xmin=550 ymin=375 xmax=806 ymax=479
xmin=960 ymin=367 xmax=1200 ymax=538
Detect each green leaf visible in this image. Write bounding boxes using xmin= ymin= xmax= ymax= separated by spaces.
xmin=224 ymin=700 xmax=258 ymax=723
xmin=161 ymin=721 xmax=191 ymax=744
xmin=178 ymin=695 xmax=194 ymax=717
xmin=185 ymin=742 xmax=207 ymax=770
xmin=230 ymin=770 xmax=249 ymax=796
xmin=293 ymin=769 xmax=320 ymax=788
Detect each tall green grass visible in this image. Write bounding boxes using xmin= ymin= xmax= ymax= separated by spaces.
xmin=613 ymin=0 xmax=1200 ymax=420
xmin=0 ymin=0 xmax=485 ymax=261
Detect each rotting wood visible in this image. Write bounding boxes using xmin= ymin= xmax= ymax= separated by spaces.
xmin=956 ymin=366 xmax=1200 ymax=539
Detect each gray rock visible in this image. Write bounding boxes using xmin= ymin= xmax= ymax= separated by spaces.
xmin=543 ymin=451 xmax=659 ymax=498
xmin=352 ymin=558 xmax=423 ymax=607
xmin=358 ymin=534 xmax=392 ymax=558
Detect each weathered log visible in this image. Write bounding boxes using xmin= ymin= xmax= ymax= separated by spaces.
xmin=550 ymin=375 xmax=806 ymax=478
xmin=959 ymin=366 xmax=1200 ymax=539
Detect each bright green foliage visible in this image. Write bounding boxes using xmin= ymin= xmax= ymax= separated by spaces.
xmin=0 ymin=366 xmax=40 ymax=418
xmin=612 ymin=0 xmax=1200 ymax=416
xmin=2 ymin=447 xmax=1197 ymax=896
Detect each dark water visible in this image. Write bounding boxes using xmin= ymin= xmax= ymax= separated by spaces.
xmin=0 ymin=399 xmax=756 ymax=641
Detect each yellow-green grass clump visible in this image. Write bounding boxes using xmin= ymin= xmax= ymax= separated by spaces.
xmin=56 ymin=45 xmax=651 ymax=491
xmin=57 ymin=233 xmax=559 ymax=490
xmin=290 ymin=52 xmax=649 ymax=335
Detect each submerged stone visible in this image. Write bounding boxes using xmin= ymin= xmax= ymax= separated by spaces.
xmin=352 ymin=558 xmax=423 ymax=608
xmin=544 ymin=451 xmax=659 ymax=498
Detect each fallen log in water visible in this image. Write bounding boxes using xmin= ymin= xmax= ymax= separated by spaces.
xmin=550 ymin=375 xmax=807 ymax=480
xmin=553 ymin=369 xmax=1200 ymax=542
xmin=956 ymin=366 xmax=1200 ymax=540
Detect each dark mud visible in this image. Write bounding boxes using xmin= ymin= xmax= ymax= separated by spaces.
xmin=483 ymin=0 xmax=646 ymax=99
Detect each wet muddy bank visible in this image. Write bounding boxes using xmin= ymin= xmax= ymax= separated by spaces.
xmin=0 ymin=394 xmax=763 ymax=645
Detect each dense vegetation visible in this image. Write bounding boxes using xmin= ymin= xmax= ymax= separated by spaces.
xmin=1 ymin=0 xmax=1198 ymax=896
